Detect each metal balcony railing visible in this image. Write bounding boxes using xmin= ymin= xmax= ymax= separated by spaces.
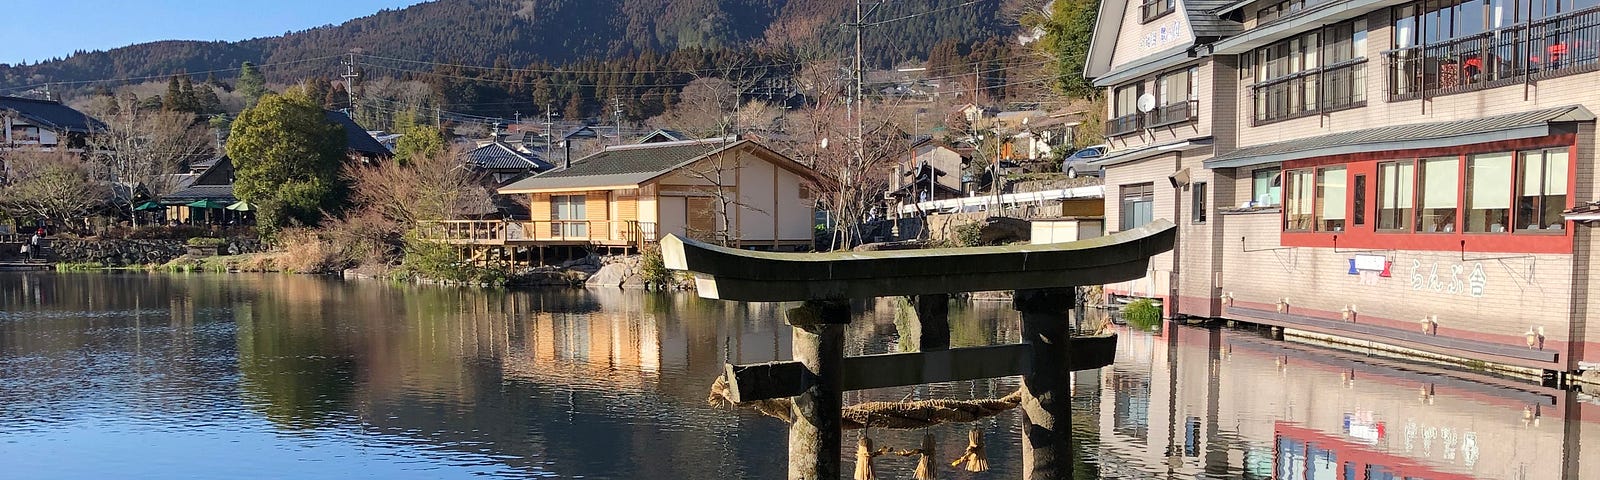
xmin=1107 ymin=114 xmax=1142 ymax=137
xmin=1145 ymin=100 xmax=1198 ymax=127
xmin=1250 ymin=59 xmax=1367 ymax=125
xmin=1385 ymin=5 xmax=1600 ymax=101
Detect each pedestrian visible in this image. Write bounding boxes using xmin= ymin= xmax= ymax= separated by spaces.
xmin=28 ymin=231 xmax=41 ymax=260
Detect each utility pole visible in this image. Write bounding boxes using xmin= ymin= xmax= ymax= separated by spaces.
xmin=341 ymin=52 xmax=359 ymax=115
xmin=612 ymin=97 xmax=623 ymax=145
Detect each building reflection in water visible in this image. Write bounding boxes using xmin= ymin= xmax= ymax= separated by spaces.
xmin=0 ymin=272 xmax=1595 ymax=479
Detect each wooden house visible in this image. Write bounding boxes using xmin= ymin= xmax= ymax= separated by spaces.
xmin=430 ymin=137 xmax=823 ymax=258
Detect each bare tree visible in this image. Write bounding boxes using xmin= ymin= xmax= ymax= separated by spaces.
xmin=347 ymin=145 xmax=488 ymax=228
xmin=0 ymin=149 xmax=109 ymax=232
xmin=87 ymin=99 xmax=212 ymax=226
xmin=649 ymin=77 xmax=739 ymax=138
xmin=676 ymin=141 xmax=770 ymax=247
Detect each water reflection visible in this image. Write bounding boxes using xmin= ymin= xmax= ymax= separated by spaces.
xmin=0 ymin=272 xmax=1594 ymax=479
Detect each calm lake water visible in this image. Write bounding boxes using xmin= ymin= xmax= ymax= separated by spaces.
xmin=0 ymin=273 xmax=1594 ymax=479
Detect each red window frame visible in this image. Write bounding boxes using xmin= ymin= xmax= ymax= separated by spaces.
xmin=1279 ymin=134 xmax=1576 ymax=254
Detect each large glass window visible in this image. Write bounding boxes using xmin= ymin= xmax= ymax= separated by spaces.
xmin=1377 ymin=162 xmax=1415 ymax=230
xmin=1252 ymin=20 xmax=1368 ymax=123
xmin=1316 ymin=167 xmax=1347 ymax=231
xmin=1253 ymin=167 xmax=1283 ymax=206
xmin=1519 ymin=148 xmax=1569 ymax=231
xmin=1121 ymin=183 xmax=1155 ymax=230
xmin=1110 ymin=84 xmax=1143 ymax=136
xmin=1153 ymin=67 xmax=1199 ymax=125
xmin=1465 ymin=152 xmax=1513 ymax=232
xmin=1285 ymin=169 xmax=1316 ymax=231
xmin=1389 ymin=0 xmax=1600 ymax=99
xmin=551 ymin=194 xmax=588 ymax=237
xmin=1416 ymin=156 xmax=1460 ymax=233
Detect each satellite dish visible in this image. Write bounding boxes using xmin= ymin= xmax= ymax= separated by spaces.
xmin=1137 ymin=93 xmax=1157 ymax=113
xmin=819 ymin=138 xmax=830 ymax=149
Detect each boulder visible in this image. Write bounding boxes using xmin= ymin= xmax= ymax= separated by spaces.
xmin=586 ymin=263 xmax=631 ymax=288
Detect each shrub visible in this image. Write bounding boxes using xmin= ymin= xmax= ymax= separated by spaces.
xmin=274 ymin=227 xmax=349 ymax=274
xmin=952 ymin=221 xmax=983 ymax=247
xmin=400 ymin=233 xmax=505 ymax=285
xmin=638 ymin=244 xmax=675 ymax=289
xmin=185 ymin=237 xmax=228 ymax=247
xmin=1121 ymin=299 xmax=1162 ymax=330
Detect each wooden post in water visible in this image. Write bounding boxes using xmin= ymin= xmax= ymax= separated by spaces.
xmin=786 ymin=300 xmax=849 ymax=480
xmin=1014 ymin=288 xmax=1075 ymax=480
xmin=913 ymin=294 xmax=950 ymax=351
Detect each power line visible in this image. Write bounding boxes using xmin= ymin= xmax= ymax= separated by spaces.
xmin=0 ymin=55 xmax=345 ymax=94
xmin=863 ymin=0 xmax=993 ymax=27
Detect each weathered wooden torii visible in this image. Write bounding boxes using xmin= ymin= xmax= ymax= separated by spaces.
xmin=661 ymin=219 xmax=1176 ymax=480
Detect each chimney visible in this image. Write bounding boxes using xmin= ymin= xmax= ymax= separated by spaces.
xmin=562 ymin=140 xmax=571 ymax=170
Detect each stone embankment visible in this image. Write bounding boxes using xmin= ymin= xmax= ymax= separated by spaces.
xmin=52 ymin=238 xmax=265 ymax=267
xmin=509 ymin=254 xmax=655 ymax=288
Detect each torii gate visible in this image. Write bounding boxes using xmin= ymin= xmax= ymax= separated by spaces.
xmin=661 ymin=219 xmax=1176 ymax=480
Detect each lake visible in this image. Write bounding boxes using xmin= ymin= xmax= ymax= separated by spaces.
xmin=0 ymin=273 xmax=1593 ymax=479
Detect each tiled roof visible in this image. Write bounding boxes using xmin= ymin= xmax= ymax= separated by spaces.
xmin=1185 ymin=0 xmax=1244 ymax=38
xmin=499 ymin=138 xmax=744 ymax=192
xmin=1206 ymin=106 xmax=1595 ymax=168
xmin=162 ymin=184 xmax=236 ymax=203
xmin=464 ymin=142 xmax=551 ymax=171
xmin=0 ymin=96 xmax=105 ymax=133
xmin=324 ymin=110 xmax=390 ymax=157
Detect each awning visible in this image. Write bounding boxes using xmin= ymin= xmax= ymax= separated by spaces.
xmin=1205 ymin=106 xmax=1594 ymax=169
xmin=225 ymin=201 xmax=255 ymax=212
xmin=1090 ymin=138 xmax=1214 ymax=167
xmin=186 ymin=199 xmax=231 ymax=209
xmin=132 ymin=201 xmax=164 ymax=211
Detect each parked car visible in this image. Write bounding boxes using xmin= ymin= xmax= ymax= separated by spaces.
xmin=1063 ymin=144 xmax=1107 ymax=178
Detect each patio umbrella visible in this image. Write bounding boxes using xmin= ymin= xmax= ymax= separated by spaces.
xmin=186 ymin=199 xmax=231 ymax=209
xmin=133 ymin=201 xmax=164 ymax=211
xmin=225 ymin=201 xmax=254 ymax=212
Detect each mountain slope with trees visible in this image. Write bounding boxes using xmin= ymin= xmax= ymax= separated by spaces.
xmin=0 ymin=0 xmax=1015 ymax=92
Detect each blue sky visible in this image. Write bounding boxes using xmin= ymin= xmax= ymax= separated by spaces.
xmin=0 ymin=1 xmax=426 ymax=64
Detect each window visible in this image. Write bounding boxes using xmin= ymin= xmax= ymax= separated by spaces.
xmin=1316 ymin=167 xmax=1347 ymax=231
xmin=1518 ymin=148 xmax=1569 ymax=231
xmin=9 ymin=124 xmax=41 ymax=143
xmin=1142 ymin=0 xmax=1176 ymax=22
xmin=1251 ymin=20 xmax=1368 ymax=124
xmin=1252 ymin=168 xmax=1282 ymax=206
xmin=1153 ymin=67 xmax=1199 ymax=126
xmin=1415 ymin=156 xmax=1459 ymax=233
xmin=1353 ymin=175 xmax=1368 ymax=225
xmin=1192 ymin=182 xmax=1208 ymax=223
xmin=1388 ymin=0 xmax=1600 ymax=100
xmin=1465 ymin=152 xmax=1513 ymax=232
xmin=551 ymin=194 xmax=588 ymax=237
xmin=1377 ymin=162 xmax=1414 ymax=230
xmin=1121 ymin=183 xmax=1155 ymax=230
xmin=1284 ymin=169 xmax=1315 ymax=231
xmin=1109 ymin=84 xmax=1143 ymax=136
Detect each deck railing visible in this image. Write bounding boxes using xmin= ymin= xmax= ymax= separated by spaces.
xmin=421 ymin=220 xmax=659 ymax=248
xmin=1384 ymin=5 xmax=1600 ymax=101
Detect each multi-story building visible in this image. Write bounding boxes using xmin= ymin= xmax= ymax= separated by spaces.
xmin=1086 ymin=0 xmax=1600 ymax=381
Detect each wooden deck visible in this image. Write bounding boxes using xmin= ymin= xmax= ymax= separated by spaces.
xmin=421 ymin=220 xmax=658 ymax=249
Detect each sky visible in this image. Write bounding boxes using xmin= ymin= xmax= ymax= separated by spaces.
xmin=0 ymin=0 xmax=427 ymax=64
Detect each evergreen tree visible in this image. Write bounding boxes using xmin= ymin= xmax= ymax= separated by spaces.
xmin=163 ymin=76 xmax=184 ymax=112
xmin=179 ymin=76 xmax=199 ymax=113
xmin=196 ymin=84 xmax=222 ymax=114
xmin=563 ymin=92 xmax=584 ymax=120
xmin=237 ymin=61 xmax=269 ymax=107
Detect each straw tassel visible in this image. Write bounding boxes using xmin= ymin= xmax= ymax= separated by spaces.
xmin=853 ymin=435 xmax=890 ymax=480
xmin=950 ymin=428 xmax=988 ymax=472
xmin=894 ymin=433 xmax=938 ymax=480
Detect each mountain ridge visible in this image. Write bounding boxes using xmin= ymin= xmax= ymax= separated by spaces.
xmin=0 ymin=0 xmax=1012 ymax=93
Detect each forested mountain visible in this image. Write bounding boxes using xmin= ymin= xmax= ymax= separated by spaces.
xmin=0 ymin=0 xmax=1013 ymax=93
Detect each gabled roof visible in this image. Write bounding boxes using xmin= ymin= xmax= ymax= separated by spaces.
xmin=0 ymin=96 xmax=105 ymax=133
xmin=499 ymin=137 xmax=818 ymax=194
xmin=637 ymin=129 xmax=692 ymax=143
xmin=1206 ymin=106 xmax=1595 ymax=168
xmin=323 ymin=110 xmax=390 ymax=157
xmin=1085 ymin=0 xmax=1242 ymax=85
xmin=463 ymin=142 xmax=552 ymax=171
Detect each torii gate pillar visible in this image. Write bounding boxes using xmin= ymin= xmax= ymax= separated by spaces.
xmin=1015 ymin=288 xmax=1076 ymax=480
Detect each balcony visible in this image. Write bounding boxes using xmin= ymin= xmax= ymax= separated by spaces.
xmin=420 ymin=220 xmax=659 ymax=248
xmin=1107 ymin=113 xmax=1142 ymax=137
xmin=1385 ymin=5 xmax=1600 ymax=101
xmin=1250 ymin=59 xmax=1367 ymax=125
xmin=1144 ymin=100 xmax=1198 ymax=128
